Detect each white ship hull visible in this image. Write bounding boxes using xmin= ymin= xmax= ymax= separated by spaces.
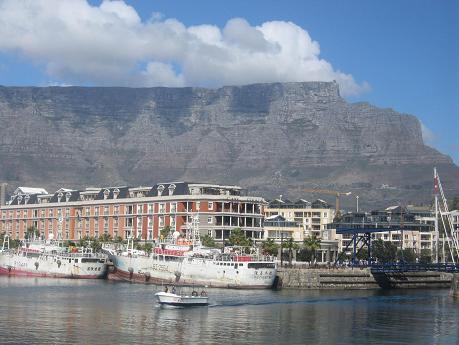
xmin=110 ymin=254 xmax=276 ymax=289
xmin=155 ymin=292 xmax=209 ymax=306
xmin=0 ymin=251 xmax=108 ymax=279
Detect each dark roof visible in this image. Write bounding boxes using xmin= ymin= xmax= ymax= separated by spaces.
xmin=95 ymin=186 xmax=129 ymax=200
xmin=9 ymin=193 xmax=40 ymax=205
xmin=50 ymin=190 xmax=81 ymax=203
xmin=148 ymin=182 xmax=190 ymax=197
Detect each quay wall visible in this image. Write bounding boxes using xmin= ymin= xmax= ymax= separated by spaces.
xmin=276 ymin=268 xmax=453 ymax=289
xmin=452 ymin=273 xmax=459 ymax=298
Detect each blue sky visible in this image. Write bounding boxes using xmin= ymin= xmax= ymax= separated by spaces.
xmin=0 ymin=0 xmax=457 ymax=163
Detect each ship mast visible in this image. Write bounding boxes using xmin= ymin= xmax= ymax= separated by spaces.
xmin=434 ymin=167 xmax=459 ymax=263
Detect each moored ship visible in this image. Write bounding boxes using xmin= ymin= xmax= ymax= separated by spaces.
xmin=0 ymin=235 xmax=108 ymax=278
xmin=108 ymin=216 xmax=277 ymax=289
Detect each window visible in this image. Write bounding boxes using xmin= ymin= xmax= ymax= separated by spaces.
xmin=94 ymin=207 xmax=99 ymax=217
xmin=159 ymin=216 xmax=164 ymax=227
xmin=125 ymin=217 xmax=133 ymax=227
xmin=137 ymin=204 xmax=142 ymax=214
xmin=170 ymin=216 xmax=175 ymax=228
xmin=207 ymin=216 xmax=213 ymax=224
xmin=126 ymin=205 xmax=133 ymax=215
xmin=148 ymin=204 xmax=153 ymax=214
xmin=170 ymin=202 xmax=177 ymax=213
xmin=114 ymin=205 xmax=119 ymax=216
xmin=208 ymin=202 xmax=213 ymax=210
xmin=159 ymin=203 xmax=165 ymax=213
xmin=104 ymin=206 xmax=109 ymax=216
xmin=85 ymin=207 xmax=90 ymax=216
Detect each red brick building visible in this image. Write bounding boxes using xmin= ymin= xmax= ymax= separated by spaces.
xmin=0 ymin=183 xmax=265 ymax=242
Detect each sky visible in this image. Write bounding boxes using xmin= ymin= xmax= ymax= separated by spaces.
xmin=0 ymin=0 xmax=457 ymax=163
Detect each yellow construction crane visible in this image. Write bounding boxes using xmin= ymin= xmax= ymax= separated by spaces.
xmin=303 ymin=188 xmax=352 ymax=217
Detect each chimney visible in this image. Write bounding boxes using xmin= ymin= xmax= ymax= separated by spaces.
xmin=0 ymin=183 xmax=7 ymax=206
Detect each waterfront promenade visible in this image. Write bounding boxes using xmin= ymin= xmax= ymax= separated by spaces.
xmin=277 ymin=266 xmax=453 ymax=289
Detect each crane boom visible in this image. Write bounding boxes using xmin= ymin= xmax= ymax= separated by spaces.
xmin=303 ymin=188 xmax=352 ymax=217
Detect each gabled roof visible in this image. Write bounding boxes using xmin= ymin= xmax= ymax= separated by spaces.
xmin=96 ymin=186 xmax=129 ymax=200
xmin=148 ymin=182 xmax=190 ymax=197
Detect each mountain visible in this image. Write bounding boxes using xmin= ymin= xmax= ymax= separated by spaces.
xmin=0 ymin=82 xmax=458 ymax=209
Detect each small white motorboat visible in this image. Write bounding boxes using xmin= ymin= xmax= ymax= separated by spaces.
xmin=155 ymin=290 xmax=209 ymax=307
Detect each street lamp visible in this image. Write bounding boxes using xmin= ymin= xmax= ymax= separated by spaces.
xmin=356 ymin=196 xmax=359 ymax=213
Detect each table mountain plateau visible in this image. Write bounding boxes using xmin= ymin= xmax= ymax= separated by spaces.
xmin=0 ymin=81 xmax=457 ymax=209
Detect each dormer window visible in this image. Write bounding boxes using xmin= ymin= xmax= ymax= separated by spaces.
xmin=17 ymin=195 xmax=23 ymax=204
xmin=168 ymin=184 xmax=176 ymax=196
xmin=65 ymin=192 xmax=72 ymax=202
xmin=157 ymin=185 xmax=165 ymax=196
xmin=57 ymin=192 xmax=63 ymax=203
xmin=24 ymin=195 xmax=30 ymax=204
xmin=103 ymin=189 xmax=110 ymax=200
xmin=113 ymin=188 xmax=119 ymax=199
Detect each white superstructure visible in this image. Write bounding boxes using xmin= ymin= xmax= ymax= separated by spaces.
xmin=0 ymin=236 xmax=108 ymax=278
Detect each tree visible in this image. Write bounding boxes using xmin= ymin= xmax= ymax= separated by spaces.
xmin=261 ymin=238 xmax=279 ymax=256
xmin=420 ymin=249 xmax=432 ymax=264
xmin=227 ymin=228 xmax=252 ymax=247
xmin=356 ymin=248 xmax=369 ymax=261
xmin=399 ymin=248 xmax=417 ymax=263
xmin=99 ymin=233 xmax=112 ymax=243
xmin=282 ymin=237 xmax=299 ymax=266
xmin=371 ymin=239 xmax=397 ymax=263
xmin=303 ymin=235 xmax=321 ymax=263
xmin=201 ymin=234 xmax=217 ymax=248
xmin=160 ymin=226 xmax=172 ymax=240
xmin=113 ymin=236 xmax=124 ymax=243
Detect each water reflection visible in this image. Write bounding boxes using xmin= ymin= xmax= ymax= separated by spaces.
xmin=0 ymin=277 xmax=458 ymax=345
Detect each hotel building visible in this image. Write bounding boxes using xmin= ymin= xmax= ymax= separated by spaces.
xmin=0 ymin=183 xmax=265 ymax=242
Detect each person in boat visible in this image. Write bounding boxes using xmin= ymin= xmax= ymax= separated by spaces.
xmin=164 ymin=286 xmax=168 ymax=293
xmin=192 ymin=290 xmax=198 ymax=297
xmin=172 ymin=286 xmax=176 ymax=294
xmin=200 ymin=290 xmax=207 ymax=297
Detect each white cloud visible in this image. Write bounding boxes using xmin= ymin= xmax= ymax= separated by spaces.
xmin=0 ymin=0 xmax=369 ymax=96
xmin=421 ymin=122 xmax=435 ymax=146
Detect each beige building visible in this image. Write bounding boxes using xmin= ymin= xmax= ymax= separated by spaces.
xmin=264 ymin=198 xmax=339 ymax=263
xmin=264 ymin=198 xmax=335 ymax=239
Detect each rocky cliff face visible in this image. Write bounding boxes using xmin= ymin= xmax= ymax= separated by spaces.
xmin=0 ymin=82 xmax=457 ymax=208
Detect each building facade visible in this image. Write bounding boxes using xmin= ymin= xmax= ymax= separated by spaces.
xmin=0 ymin=182 xmax=265 ymax=242
xmin=334 ymin=205 xmax=435 ymax=256
xmin=264 ymin=198 xmax=335 ymax=239
xmin=264 ymin=198 xmax=338 ymax=263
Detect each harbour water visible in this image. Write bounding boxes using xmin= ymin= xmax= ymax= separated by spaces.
xmin=0 ymin=277 xmax=458 ymax=345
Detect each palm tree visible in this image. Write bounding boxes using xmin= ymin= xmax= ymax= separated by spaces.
xmin=261 ymin=238 xmax=279 ymax=256
xmin=303 ymin=235 xmax=321 ymax=264
xmin=227 ymin=228 xmax=252 ymax=247
xmin=201 ymin=234 xmax=217 ymax=248
xmin=282 ymin=237 xmax=299 ymax=267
